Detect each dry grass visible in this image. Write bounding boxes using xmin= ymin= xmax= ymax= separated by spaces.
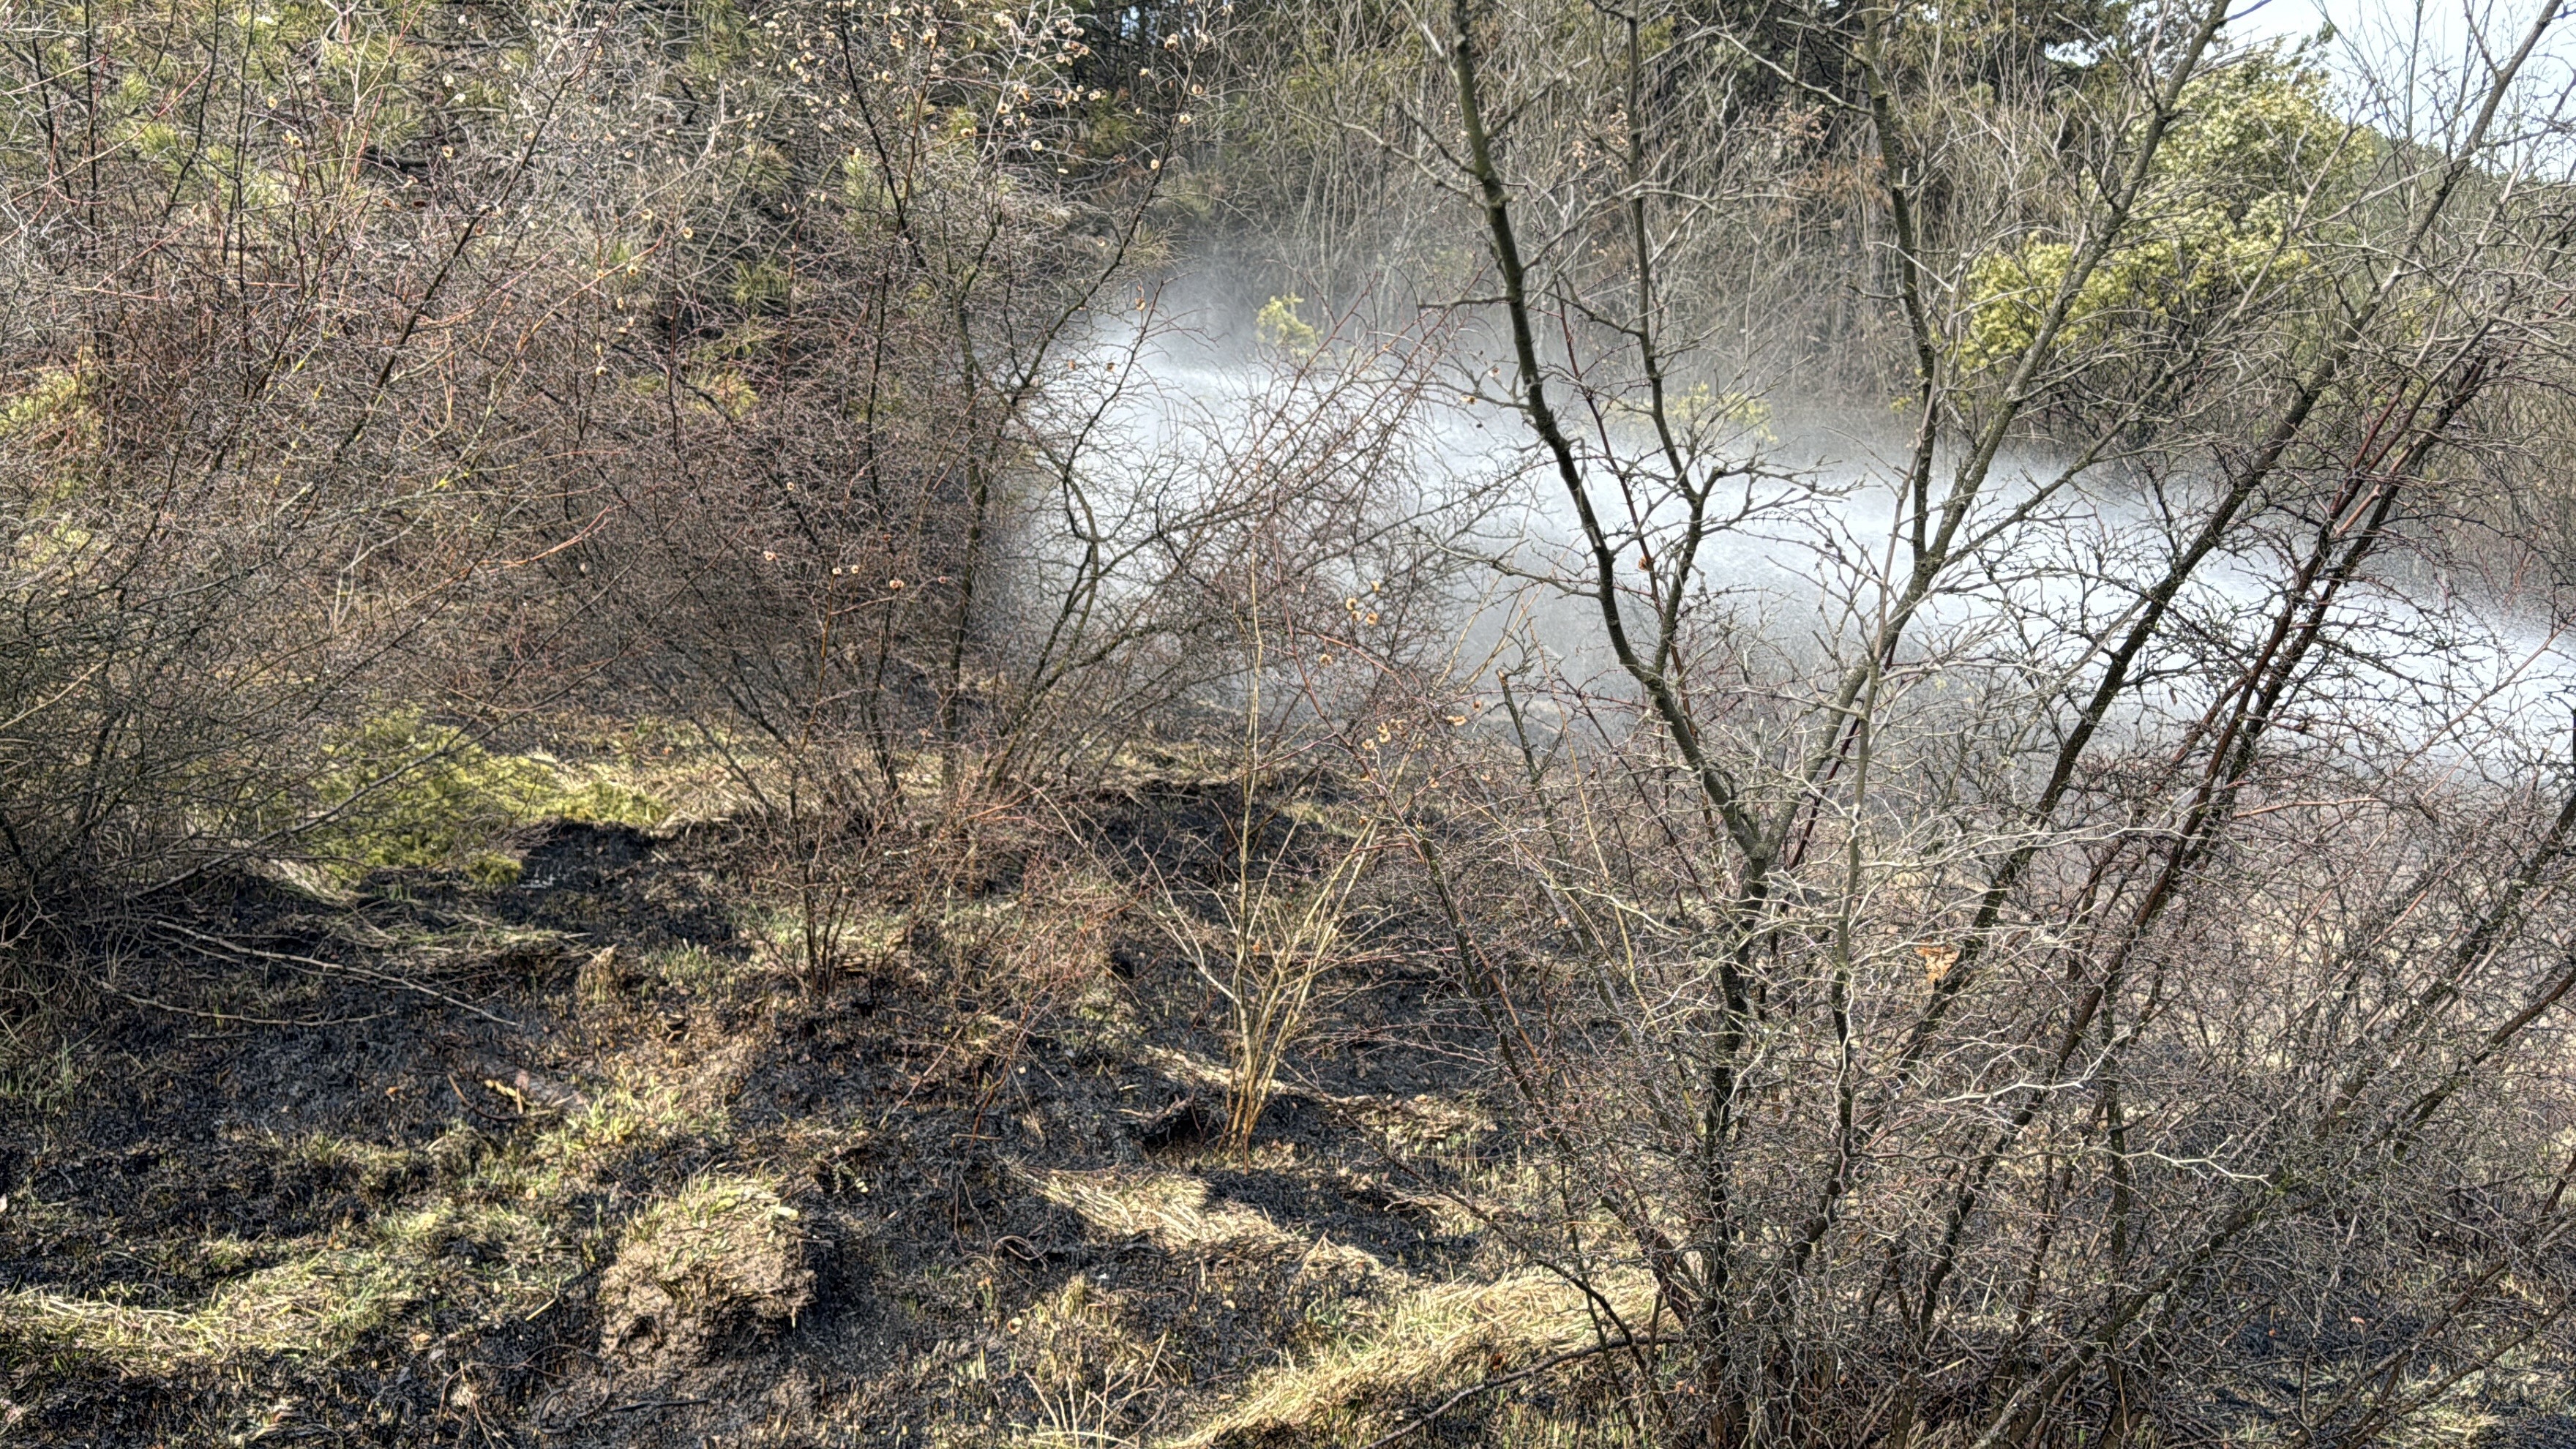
xmin=0 ymin=1199 xmax=561 ymax=1371
xmin=599 ymin=1172 xmax=814 ymax=1374
xmin=1170 ymin=1267 xmax=1656 ymax=1448
xmin=0 ymin=1008 xmax=745 ymax=1384
xmin=1002 ymin=1275 xmax=1173 ymax=1448
xmin=1030 ymin=1166 xmax=1325 ymax=1260
xmin=1029 ymin=1158 xmax=1658 ymax=1448
xmin=0 ymin=1014 xmax=85 ymax=1118
xmin=0 ymin=733 xmax=1656 ymax=1445
xmin=1138 ymin=1044 xmax=1235 ymax=1095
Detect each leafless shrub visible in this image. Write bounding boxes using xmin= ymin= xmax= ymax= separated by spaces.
xmin=1299 ymin=0 xmax=2576 ymax=1440
xmin=1154 ymin=655 xmax=1385 ymax=1154
xmin=0 ymin=4 xmax=632 ymax=966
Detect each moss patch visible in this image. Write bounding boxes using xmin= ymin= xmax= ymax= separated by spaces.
xmin=304 ymin=712 xmax=666 ymax=883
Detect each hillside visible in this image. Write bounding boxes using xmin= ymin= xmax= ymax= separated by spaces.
xmin=17 ymin=0 xmax=2576 ymax=1442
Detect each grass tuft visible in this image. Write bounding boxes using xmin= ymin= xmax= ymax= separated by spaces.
xmin=597 ymin=1172 xmax=813 ymax=1372
xmin=1031 ymin=1166 xmax=1323 ymax=1259
xmin=1172 ymin=1268 xmax=1655 ymax=1447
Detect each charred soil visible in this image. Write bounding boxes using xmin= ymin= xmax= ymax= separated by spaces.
xmin=0 ymin=792 xmax=1550 ymax=1448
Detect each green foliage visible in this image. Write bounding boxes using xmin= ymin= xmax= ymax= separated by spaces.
xmin=730 ymin=259 xmax=792 ymax=311
xmin=1958 ymin=53 xmax=2362 ymax=380
xmin=1660 ymin=381 xmax=1775 ymax=441
xmin=306 ymin=714 xmax=664 ymax=883
xmin=0 ymin=364 xmax=83 ymax=442
xmin=1255 ymin=293 xmax=1322 ymax=356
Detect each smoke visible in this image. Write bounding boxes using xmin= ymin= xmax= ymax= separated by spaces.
xmin=1068 ymin=282 xmax=2576 ymax=765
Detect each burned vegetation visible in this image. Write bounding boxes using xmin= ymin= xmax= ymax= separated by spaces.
xmin=15 ymin=0 xmax=2576 ymax=1444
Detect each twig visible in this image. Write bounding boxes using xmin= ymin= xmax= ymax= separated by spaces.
xmin=152 ymin=921 xmax=517 ymax=1025
xmin=449 ymin=1073 xmax=522 ymax=1125
xmin=90 ymin=978 xmax=381 ymax=1030
xmin=1358 ymin=1335 xmax=1663 ymax=1449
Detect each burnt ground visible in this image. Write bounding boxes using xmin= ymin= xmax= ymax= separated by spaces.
xmin=0 ymin=793 xmax=1530 ymax=1448
xmin=10 ymin=790 xmax=2576 ymax=1449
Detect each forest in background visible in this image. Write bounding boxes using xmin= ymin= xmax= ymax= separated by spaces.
xmin=12 ymin=0 xmax=2576 ymax=1442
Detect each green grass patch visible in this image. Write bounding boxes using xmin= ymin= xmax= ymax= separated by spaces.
xmin=304 ymin=711 xmax=667 ymax=885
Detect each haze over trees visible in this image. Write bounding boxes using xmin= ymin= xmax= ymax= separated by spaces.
xmin=10 ymin=0 xmax=2576 ymax=1442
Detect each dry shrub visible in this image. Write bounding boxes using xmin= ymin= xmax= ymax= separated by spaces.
xmin=1157 ymin=822 xmax=1380 ymax=1156
xmin=0 ymin=3 xmax=639 ymax=956
xmin=1354 ymin=0 xmax=2576 ymax=1439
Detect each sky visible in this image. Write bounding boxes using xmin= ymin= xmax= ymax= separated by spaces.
xmin=2224 ymin=0 xmax=2569 ymax=81
xmin=2225 ymin=0 xmax=2508 ymax=52
xmin=2221 ymin=0 xmax=2576 ymax=139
